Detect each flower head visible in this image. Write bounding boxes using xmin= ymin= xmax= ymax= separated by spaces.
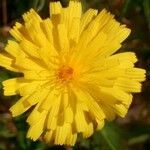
xmin=0 ymin=0 xmax=145 ymax=146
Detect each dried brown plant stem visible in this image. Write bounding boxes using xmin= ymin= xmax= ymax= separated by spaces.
xmin=2 ymin=0 xmax=7 ymax=25
xmin=65 ymin=146 xmax=73 ymax=150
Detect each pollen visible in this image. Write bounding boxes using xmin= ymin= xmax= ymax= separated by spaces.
xmin=58 ymin=66 xmax=74 ymax=82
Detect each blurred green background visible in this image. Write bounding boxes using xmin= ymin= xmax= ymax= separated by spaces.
xmin=0 ymin=0 xmax=150 ymax=150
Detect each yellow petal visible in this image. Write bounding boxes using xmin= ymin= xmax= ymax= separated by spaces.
xmin=65 ymin=131 xmax=77 ymax=146
xmin=39 ymin=89 xmax=61 ymax=111
xmin=3 ymin=78 xmax=25 ymax=96
xmin=9 ymin=22 xmax=23 ymax=41
xmin=47 ymin=116 xmax=57 ymax=130
xmin=69 ymin=18 xmax=80 ymax=44
xmin=72 ymin=86 xmax=105 ymax=121
xmin=96 ymin=9 xmax=130 ymax=43
xmin=27 ymin=108 xmax=47 ymax=126
xmin=27 ymin=110 xmax=47 ymax=141
xmin=23 ymin=70 xmax=51 ymax=80
xmin=49 ymin=2 xmax=62 ymax=25
xmin=18 ymin=81 xmax=46 ymax=96
xmin=114 ymin=77 xmax=142 ymax=92
xmin=61 ymin=1 xmax=82 ymax=30
xmin=40 ymin=19 xmax=54 ymax=44
xmin=99 ymin=86 xmax=132 ymax=106
xmin=109 ymin=52 xmax=137 ymax=63
xmin=80 ymin=9 xmax=98 ymax=34
xmin=82 ymin=122 xmax=94 ymax=138
xmin=50 ymin=2 xmax=62 ymax=17
xmin=75 ymin=107 xmax=88 ymax=132
xmin=57 ymin=24 xmax=69 ymax=53
xmin=10 ymin=88 xmax=49 ymax=117
xmin=23 ymin=9 xmax=41 ymax=23
xmin=5 ymin=40 xmax=20 ymax=57
xmin=113 ymin=104 xmax=128 ymax=117
xmin=64 ymin=107 xmax=73 ymax=123
xmin=55 ymin=123 xmax=70 ymax=145
xmin=44 ymin=130 xmax=54 ymax=142
xmin=96 ymin=119 xmax=105 ymax=130
xmin=0 ymin=53 xmax=18 ymax=72
xmin=9 ymin=95 xmax=32 ymax=117
xmin=124 ymin=68 xmax=146 ymax=81
xmin=20 ymin=38 xmax=40 ymax=58
xmin=15 ymin=56 xmax=44 ymax=71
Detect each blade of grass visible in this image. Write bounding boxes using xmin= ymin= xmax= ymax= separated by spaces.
xmin=143 ymin=0 xmax=150 ymax=31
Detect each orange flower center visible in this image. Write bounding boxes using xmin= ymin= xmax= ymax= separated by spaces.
xmin=58 ymin=66 xmax=74 ymax=82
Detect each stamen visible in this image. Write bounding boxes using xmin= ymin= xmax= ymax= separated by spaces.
xmin=58 ymin=65 xmax=74 ymax=82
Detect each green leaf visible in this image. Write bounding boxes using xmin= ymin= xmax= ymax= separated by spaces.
xmin=35 ymin=142 xmax=47 ymax=150
xmin=32 ymin=0 xmax=46 ymax=11
xmin=0 ymin=71 xmax=10 ymax=89
xmin=100 ymin=122 xmax=123 ymax=150
xmin=121 ymin=0 xmax=133 ymax=16
xmin=143 ymin=0 xmax=150 ymax=31
xmin=128 ymin=134 xmax=150 ymax=145
xmin=123 ymin=123 xmax=150 ymax=140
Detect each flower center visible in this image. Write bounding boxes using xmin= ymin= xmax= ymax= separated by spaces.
xmin=58 ymin=65 xmax=74 ymax=82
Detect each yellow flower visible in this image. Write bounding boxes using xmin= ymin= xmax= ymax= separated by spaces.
xmin=0 ymin=0 xmax=146 ymax=146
